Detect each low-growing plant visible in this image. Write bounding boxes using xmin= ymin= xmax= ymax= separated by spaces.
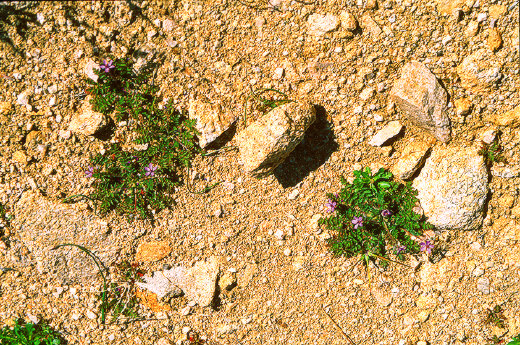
xmin=0 ymin=319 xmax=65 ymax=345
xmin=243 ymin=88 xmax=292 ymax=127
xmin=485 ymin=305 xmax=507 ymax=328
xmin=479 ymin=135 xmax=506 ymax=166
xmin=67 ymin=57 xmax=201 ymax=219
xmin=320 ymin=167 xmax=434 ymax=267
xmin=100 ymin=260 xmax=144 ymax=323
xmin=507 ymin=334 xmax=520 ymax=345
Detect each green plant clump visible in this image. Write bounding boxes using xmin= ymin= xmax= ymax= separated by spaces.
xmin=100 ymin=260 xmax=145 ymax=323
xmin=72 ymin=57 xmax=200 ymax=219
xmin=320 ymin=167 xmax=434 ymax=265
xmin=0 ymin=319 xmax=64 ymax=345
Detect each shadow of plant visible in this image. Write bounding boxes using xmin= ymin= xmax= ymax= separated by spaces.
xmin=274 ymin=105 xmax=338 ymax=188
xmin=0 ymin=2 xmax=38 ymax=56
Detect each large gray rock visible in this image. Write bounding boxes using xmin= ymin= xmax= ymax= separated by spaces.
xmin=236 ymin=101 xmax=316 ymax=178
xmin=188 ymin=99 xmax=238 ymax=148
xmin=390 ymin=61 xmax=451 ymax=143
xmin=69 ymin=98 xmax=110 ymax=136
xmin=11 ymin=191 xmax=119 ymax=283
xmin=412 ymin=146 xmax=488 ymax=230
xmin=137 ymin=256 xmax=221 ymax=307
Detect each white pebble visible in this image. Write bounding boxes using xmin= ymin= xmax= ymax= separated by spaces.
xmin=288 ymin=189 xmax=299 ymax=200
xmin=86 ymin=310 xmax=97 ymax=320
xmin=182 ymin=326 xmax=191 ymax=334
xmin=55 ymin=114 xmax=62 ymax=123
xmin=442 ymin=35 xmax=452 ymax=45
xmin=334 ymin=46 xmax=343 ymax=53
xmin=273 ymin=67 xmax=284 ymax=79
xmin=274 ymin=229 xmax=285 ymax=240
xmin=477 ymin=13 xmax=487 ymax=22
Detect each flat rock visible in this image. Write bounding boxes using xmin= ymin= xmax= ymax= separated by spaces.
xmin=486 ymin=105 xmax=520 ymax=127
xmin=137 ymin=256 xmax=221 ymax=307
xmin=135 ymin=240 xmax=171 ymax=263
xmin=435 ymin=0 xmax=465 ymax=15
xmin=477 ymin=277 xmax=490 ymax=294
xmin=488 ymin=28 xmax=503 ymax=52
xmin=339 ymin=11 xmax=357 ymax=31
xmin=83 ymin=59 xmax=99 ymax=82
xmin=419 ymin=256 xmax=462 ymax=292
xmin=368 ymin=121 xmax=403 ymax=146
xmin=307 ymin=13 xmax=339 ymax=37
xmin=390 ymin=61 xmax=451 ymax=143
xmin=11 ymin=190 xmax=119 ymax=283
xmin=188 ymin=99 xmax=238 ymax=148
xmin=69 ymin=98 xmax=110 ymax=136
xmin=371 ymin=287 xmax=393 ymax=307
xmin=457 ymin=48 xmax=502 ymax=94
xmin=413 ymin=146 xmax=488 ymax=230
xmin=359 ymin=14 xmax=382 ymax=39
xmin=391 ymin=139 xmax=432 ymax=180
xmin=236 ymin=101 xmax=316 ymax=178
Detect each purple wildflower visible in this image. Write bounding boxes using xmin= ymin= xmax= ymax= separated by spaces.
xmin=381 ymin=209 xmax=393 ymax=217
xmin=351 ymin=216 xmax=363 ymax=229
xmin=99 ymin=59 xmax=115 ymax=73
xmin=85 ymin=166 xmax=94 ymax=178
xmin=395 ymin=244 xmax=406 ymax=255
xmin=420 ymin=240 xmax=434 ymax=254
xmin=144 ymin=163 xmax=158 ymax=177
xmin=325 ymin=199 xmax=337 ymax=213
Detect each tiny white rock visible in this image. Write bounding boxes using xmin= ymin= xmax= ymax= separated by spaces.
xmin=288 ymin=189 xmax=300 ymax=200
xmin=86 ymin=310 xmax=97 ymax=320
xmin=283 ymin=248 xmax=292 ymax=256
xmin=368 ymin=121 xmax=403 ymax=146
xmin=274 ymin=229 xmax=285 ymax=240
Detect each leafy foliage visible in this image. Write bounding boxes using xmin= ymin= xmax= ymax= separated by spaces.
xmin=319 ymin=167 xmax=434 ymax=264
xmin=78 ymin=57 xmax=200 ymax=219
xmin=100 ymin=261 xmax=144 ymax=323
xmin=479 ymin=136 xmax=505 ymax=166
xmin=485 ymin=305 xmax=507 ymax=328
xmin=0 ymin=319 xmax=64 ymax=345
xmin=507 ymin=334 xmax=520 ymax=345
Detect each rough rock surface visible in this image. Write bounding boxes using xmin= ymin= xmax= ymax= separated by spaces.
xmin=368 ymin=120 xmax=403 ymax=146
xmin=435 ymin=0 xmax=465 ymax=16
xmin=137 ymin=256 xmax=221 ymax=307
xmin=135 ymin=241 xmax=171 ymax=263
xmin=390 ymin=61 xmax=451 ymax=143
xmin=457 ymin=48 xmax=502 ymax=93
xmin=188 ymin=99 xmax=238 ymax=148
xmin=486 ymin=105 xmax=520 ymax=127
xmin=307 ymin=13 xmax=339 ymax=37
xmin=391 ymin=138 xmax=432 ymax=180
xmin=412 ymin=146 xmax=488 ymax=230
xmin=236 ymin=101 xmax=316 ymax=177
xmin=11 ymin=191 xmax=119 ymax=283
xmin=68 ymin=99 xmax=110 ymax=136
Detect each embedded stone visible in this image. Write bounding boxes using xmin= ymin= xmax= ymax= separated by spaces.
xmin=135 ymin=241 xmax=171 ymax=263
xmin=188 ymin=99 xmax=238 ymax=148
xmin=69 ymin=98 xmax=110 ymax=136
xmin=413 ymin=145 xmax=488 ymax=230
xmin=391 ymin=139 xmax=432 ymax=180
xmin=390 ymin=61 xmax=451 ymax=142
xmin=236 ymin=101 xmax=316 ymax=178
xmin=457 ymin=48 xmax=502 ymax=94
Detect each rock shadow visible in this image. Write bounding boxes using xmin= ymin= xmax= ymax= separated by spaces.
xmin=274 ymin=105 xmax=338 ymax=188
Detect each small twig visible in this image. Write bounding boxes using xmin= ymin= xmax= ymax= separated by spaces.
xmin=322 ymin=307 xmax=357 ymax=345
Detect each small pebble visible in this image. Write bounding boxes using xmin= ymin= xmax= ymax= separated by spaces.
xmin=283 ymin=248 xmax=292 ymax=256
xmin=477 ymin=12 xmax=487 ymax=22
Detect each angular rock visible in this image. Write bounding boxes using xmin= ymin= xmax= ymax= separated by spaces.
xmin=12 ymin=150 xmax=28 ymax=166
xmin=390 ymin=61 xmax=451 ymax=142
xmin=488 ymin=28 xmax=503 ymax=52
xmin=465 ymin=21 xmax=480 ymax=37
xmin=457 ymin=49 xmax=502 ymax=94
xmin=135 ymin=241 xmax=171 ymax=263
xmin=486 ymin=105 xmax=520 ymax=127
xmin=435 ymin=0 xmax=465 ymax=15
xmin=368 ymin=121 xmax=403 ymax=147
xmin=339 ymin=11 xmax=357 ymax=31
xmin=69 ymin=99 xmax=110 ymax=136
xmin=137 ymin=256 xmax=221 ymax=307
xmin=391 ymin=139 xmax=431 ymax=180
xmin=359 ymin=14 xmax=382 ymax=39
xmin=412 ymin=146 xmax=488 ymax=230
xmin=489 ymin=5 xmax=507 ymax=19
xmin=188 ymin=99 xmax=238 ymax=148
xmin=84 ymin=59 xmax=100 ymax=82
xmin=0 ymin=101 xmax=12 ymax=115
xmin=236 ymin=101 xmax=316 ymax=177
xmin=307 ymin=13 xmax=339 ymax=37
xmin=477 ymin=277 xmax=490 ymax=294
xmin=11 ymin=190 xmax=119 ymax=283
xmin=454 ymin=98 xmax=472 ymax=116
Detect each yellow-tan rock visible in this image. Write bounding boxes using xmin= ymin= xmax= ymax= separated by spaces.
xmin=135 ymin=240 xmax=171 ymax=262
